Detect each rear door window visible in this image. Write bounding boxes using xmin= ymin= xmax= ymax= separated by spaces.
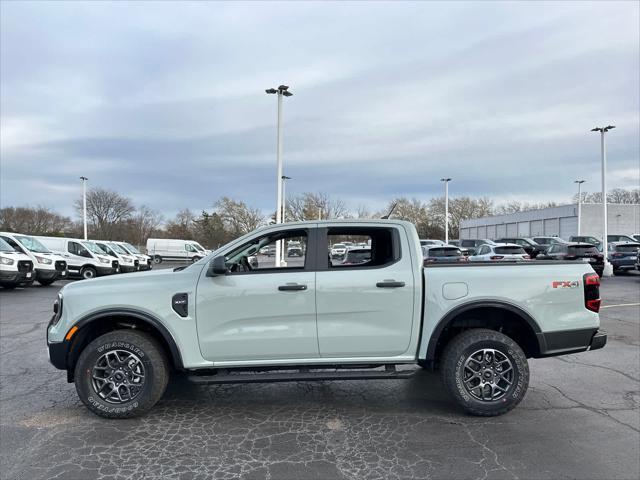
xmin=615 ymin=244 xmax=640 ymax=253
xmin=494 ymin=246 xmax=526 ymax=255
xmin=568 ymin=245 xmax=599 ymax=255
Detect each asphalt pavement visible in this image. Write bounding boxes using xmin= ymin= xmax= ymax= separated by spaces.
xmin=0 ymin=267 xmax=638 ymax=480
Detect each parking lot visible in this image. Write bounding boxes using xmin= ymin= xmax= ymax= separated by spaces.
xmin=0 ymin=268 xmax=638 ymax=480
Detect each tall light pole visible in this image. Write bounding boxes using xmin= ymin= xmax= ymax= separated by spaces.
xmin=281 ymin=175 xmax=291 ymax=223
xmin=80 ymin=176 xmax=88 ymax=240
xmin=574 ymin=180 xmax=585 ymax=236
xmin=441 ymin=178 xmax=452 ymax=244
xmin=266 ymin=85 xmax=293 ymax=267
xmin=591 ymin=125 xmax=615 ymax=277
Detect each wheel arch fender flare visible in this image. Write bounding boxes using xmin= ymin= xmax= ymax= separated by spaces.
xmin=423 ymin=300 xmax=544 ymax=361
xmin=73 ymin=308 xmax=184 ymax=370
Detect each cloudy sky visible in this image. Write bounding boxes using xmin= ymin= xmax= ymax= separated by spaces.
xmin=1 ymin=1 xmax=639 ymax=220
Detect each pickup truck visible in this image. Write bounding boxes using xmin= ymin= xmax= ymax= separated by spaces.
xmin=47 ymin=220 xmax=606 ymax=419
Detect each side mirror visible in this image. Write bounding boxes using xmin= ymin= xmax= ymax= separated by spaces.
xmin=207 ymin=256 xmax=228 ymax=277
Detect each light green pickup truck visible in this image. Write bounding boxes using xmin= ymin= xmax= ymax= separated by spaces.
xmin=47 ymin=220 xmax=606 ymax=418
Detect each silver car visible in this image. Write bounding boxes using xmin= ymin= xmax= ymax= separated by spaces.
xmin=469 ymin=243 xmax=531 ymax=262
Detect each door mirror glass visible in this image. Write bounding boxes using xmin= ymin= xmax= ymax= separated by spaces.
xmin=208 ymin=256 xmax=228 ymax=276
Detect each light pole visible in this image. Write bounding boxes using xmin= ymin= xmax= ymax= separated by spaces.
xmin=266 ymin=85 xmax=293 ymax=266
xmin=591 ymin=125 xmax=615 ymax=277
xmin=281 ymin=175 xmax=291 ymax=223
xmin=80 ymin=176 xmax=88 ymax=240
xmin=441 ymin=178 xmax=452 ymax=244
xmin=574 ymin=180 xmax=585 ymax=236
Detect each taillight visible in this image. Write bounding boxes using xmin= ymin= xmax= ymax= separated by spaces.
xmin=612 ymin=252 xmax=624 ymax=258
xmin=583 ymin=273 xmax=600 ymax=313
xmin=490 ymin=255 xmax=504 ymax=260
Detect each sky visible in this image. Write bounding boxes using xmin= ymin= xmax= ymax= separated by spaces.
xmin=1 ymin=0 xmax=639 ymax=220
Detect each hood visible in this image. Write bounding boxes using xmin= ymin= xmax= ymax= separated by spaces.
xmin=61 ymin=266 xmax=177 ymax=294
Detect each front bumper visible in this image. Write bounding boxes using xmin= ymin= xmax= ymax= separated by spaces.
xmin=36 ymin=268 xmax=65 ymax=281
xmin=119 ymin=264 xmax=137 ymax=273
xmin=0 ymin=270 xmax=33 ymax=285
xmin=97 ymin=266 xmax=117 ymax=276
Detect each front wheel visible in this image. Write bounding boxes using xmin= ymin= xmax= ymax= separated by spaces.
xmin=153 ymin=255 xmax=162 ymax=264
xmin=74 ymin=330 xmax=169 ymax=419
xmin=80 ymin=266 xmax=97 ymax=280
xmin=440 ymin=328 xmax=529 ymax=416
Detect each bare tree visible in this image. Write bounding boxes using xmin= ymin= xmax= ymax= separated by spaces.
xmin=214 ymin=197 xmax=265 ymax=236
xmin=74 ymin=188 xmax=135 ymax=239
xmin=286 ymin=192 xmax=348 ymax=221
xmin=428 ymin=196 xmax=494 ymax=239
xmin=0 ymin=206 xmax=74 ymax=235
xmin=125 ymin=206 xmax=163 ymax=245
xmin=165 ymin=209 xmax=196 ymax=239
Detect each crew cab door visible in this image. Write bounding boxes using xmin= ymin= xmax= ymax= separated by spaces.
xmin=195 ymin=226 xmax=319 ymax=362
xmin=315 ymin=225 xmax=416 ymax=358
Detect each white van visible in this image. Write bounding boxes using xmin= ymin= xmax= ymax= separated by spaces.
xmin=114 ymin=241 xmax=152 ymax=270
xmin=146 ymin=238 xmax=210 ymax=264
xmin=92 ymin=240 xmax=139 ymax=273
xmin=0 ymin=232 xmax=68 ymax=286
xmin=0 ymin=237 xmax=35 ymax=289
xmin=35 ymin=236 xmax=119 ymax=279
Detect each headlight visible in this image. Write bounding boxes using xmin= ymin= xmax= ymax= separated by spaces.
xmin=98 ymin=257 xmax=111 ymax=264
xmin=35 ymin=256 xmax=53 ymax=265
xmin=123 ymin=256 xmax=132 ymax=263
xmin=1 ymin=257 xmax=15 ymax=265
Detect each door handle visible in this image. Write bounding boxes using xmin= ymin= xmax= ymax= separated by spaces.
xmin=278 ymin=283 xmax=307 ymax=291
xmin=376 ymin=280 xmax=405 ymax=288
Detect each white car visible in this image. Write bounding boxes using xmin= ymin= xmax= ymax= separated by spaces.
xmin=0 ymin=237 xmax=34 ymax=289
xmin=469 ymin=243 xmax=531 ymax=262
xmin=0 ymin=232 xmax=68 ymax=286
xmin=92 ymin=240 xmax=139 ymax=273
xmin=115 ymin=241 xmax=152 ymax=270
xmin=35 ymin=236 xmax=119 ymax=279
xmin=330 ymin=243 xmax=348 ymax=258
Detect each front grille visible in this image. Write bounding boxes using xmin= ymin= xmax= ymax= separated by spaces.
xmin=55 ymin=260 xmax=67 ymax=271
xmin=112 ymin=260 xmax=119 ymax=269
xmin=18 ymin=260 xmax=33 ymax=272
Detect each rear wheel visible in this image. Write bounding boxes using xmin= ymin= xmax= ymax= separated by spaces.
xmin=74 ymin=330 xmax=169 ymax=419
xmin=440 ymin=328 xmax=529 ymax=416
xmin=81 ymin=266 xmax=97 ymax=280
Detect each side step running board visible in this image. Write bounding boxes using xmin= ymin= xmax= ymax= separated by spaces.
xmin=187 ymin=365 xmax=417 ymax=385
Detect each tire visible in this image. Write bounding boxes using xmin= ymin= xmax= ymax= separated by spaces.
xmin=191 ymin=256 xmax=201 ymax=263
xmin=153 ymin=255 xmax=162 ymax=264
xmin=74 ymin=330 xmax=169 ymax=419
xmin=81 ymin=266 xmax=97 ymax=280
xmin=440 ymin=328 xmax=529 ymax=417
xmin=38 ymin=278 xmax=56 ymax=286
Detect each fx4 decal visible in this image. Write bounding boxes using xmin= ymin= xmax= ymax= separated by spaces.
xmin=552 ymin=281 xmax=579 ymax=289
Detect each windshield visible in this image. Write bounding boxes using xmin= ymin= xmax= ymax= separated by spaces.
xmin=82 ymin=241 xmax=104 ymax=255
xmin=428 ymin=247 xmax=462 ymax=257
xmin=14 ymin=235 xmax=51 ymax=253
xmin=108 ymin=243 xmax=127 ymax=254
xmin=192 ymin=242 xmax=205 ymax=252
xmin=0 ymin=238 xmax=15 ymax=252
xmin=333 ymin=244 xmax=346 ymax=249
xmin=94 ymin=243 xmax=113 ymax=255
xmin=344 ymin=249 xmax=371 ymax=262
xmin=122 ymin=242 xmax=140 ymax=254
xmin=495 ymin=246 xmax=526 ymax=255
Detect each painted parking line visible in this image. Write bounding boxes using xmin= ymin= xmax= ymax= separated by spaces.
xmin=600 ymin=303 xmax=640 ymax=309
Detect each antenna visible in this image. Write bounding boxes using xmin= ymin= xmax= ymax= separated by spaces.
xmin=381 ymin=202 xmax=398 ymax=219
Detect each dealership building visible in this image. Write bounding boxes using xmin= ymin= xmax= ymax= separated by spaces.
xmin=459 ymin=203 xmax=640 ymax=241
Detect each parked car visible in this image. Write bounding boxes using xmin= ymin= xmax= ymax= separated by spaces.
xmin=469 ymin=243 xmax=530 ymax=262
xmin=631 ymin=234 xmax=640 ymax=243
xmin=531 ymin=236 xmax=568 ymax=249
xmin=456 ymin=239 xmax=495 ymax=255
xmin=636 ymin=249 xmax=640 ymax=271
xmin=286 ymin=241 xmax=303 ymax=257
xmin=419 ymin=239 xmax=445 ymax=247
xmin=607 ymin=234 xmax=636 ymax=243
xmin=0 ymin=232 xmax=68 ymax=286
xmin=422 ymin=245 xmax=467 ymax=264
xmin=93 ymin=241 xmax=139 ymax=273
xmin=115 ymin=242 xmax=152 ymax=270
xmin=146 ymin=238 xmax=210 ymax=264
xmin=340 ymin=247 xmax=371 ymax=265
xmin=0 ymin=237 xmax=34 ymax=289
xmin=570 ymin=236 xmax=602 ymax=248
xmin=536 ymin=242 xmax=604 ymax=276
xmin=607 ymin=242 xmax=640 ymax=275
xmin=47 ymin=219 xmax=605 ymax=419
xmin=495 ymin=237 xmax=546 ymax=258
xmin=35 ymin=236 xmax=118 ymax=279
xmin=330 ymin=243 xmax=348 ymax=259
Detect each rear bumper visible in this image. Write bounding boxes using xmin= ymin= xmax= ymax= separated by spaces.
xmin=537 ymin=328 xmax=606 ymax=357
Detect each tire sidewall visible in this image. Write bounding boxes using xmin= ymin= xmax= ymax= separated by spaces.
xmin=81 ymin=267 xmax=97 ymax=279
xmin=75 ymin=333 xmax=166 ymax=418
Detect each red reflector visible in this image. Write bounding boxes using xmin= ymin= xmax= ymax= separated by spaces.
xmin=586 ymin=299 xmax=601 ymax=312
xmin=585 ymin=274 xmax=600 ymax=286
xmin=612 ymin=253 xmax=624 ymax=257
